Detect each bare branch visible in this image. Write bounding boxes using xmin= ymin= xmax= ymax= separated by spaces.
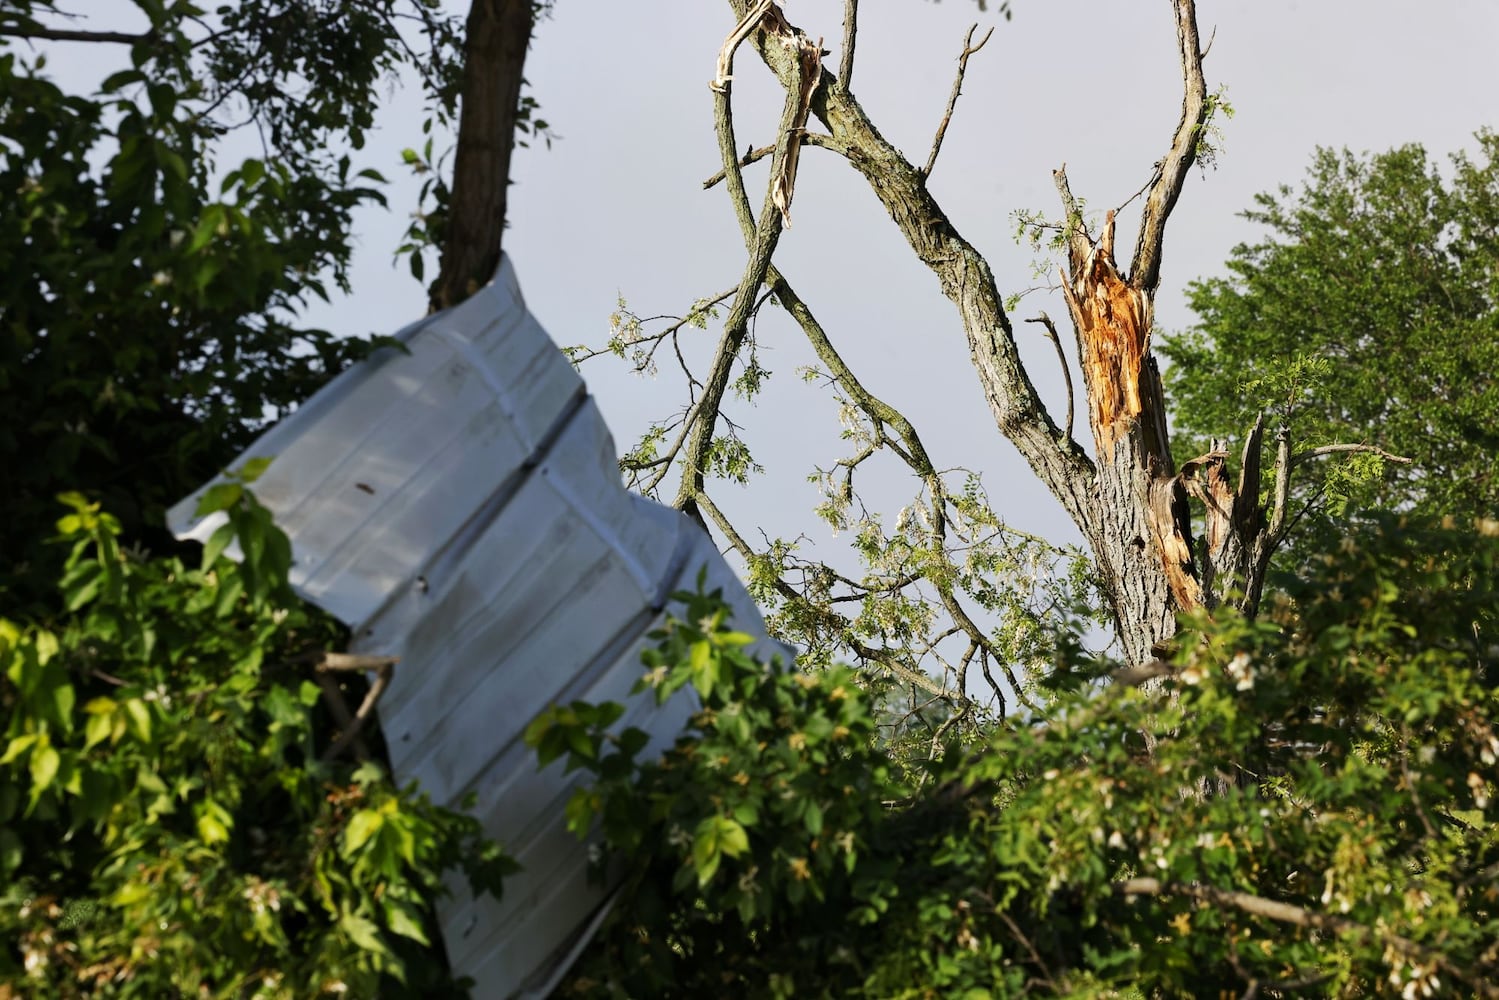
xmin=315 ymin=652 xmax=399 ymax=673
xmin=923 ymin=24 xmax=994 ymax=177
xmin=1291 ymin=442 xmax=1413 ymax=468
xmin=705 ymin=144 xmax=776 ymax=188
xmin=0 ymin=24 xmax=151 ymax=45
xmin=1127 ymin=0 xmax=1208 ymax=294
xmin=838 ymin=0 xmax=857 ymax=89
xmin=676 ymin=12 xmax=811 ymax=522
xmin=1024 ymin=313 xmax=1075 ymax=441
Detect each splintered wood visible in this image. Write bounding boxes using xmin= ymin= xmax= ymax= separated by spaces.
xmin=711 ymin=0 xmax=823 ymax=227
xmin=1060 ymin=210 xmax=1152 ymax=459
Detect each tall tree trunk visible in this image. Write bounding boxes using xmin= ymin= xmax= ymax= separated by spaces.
xmin=430 ymin=0 xmax=534 ymax=312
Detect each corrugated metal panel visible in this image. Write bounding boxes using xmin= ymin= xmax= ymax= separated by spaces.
xmin=169 ymin=257 xmax=786 ymax=998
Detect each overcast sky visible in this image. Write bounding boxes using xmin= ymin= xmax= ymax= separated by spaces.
xmin=42 ymin=0 xmax=1499 ymax=570
xmin=494 ymin=0 xmax=1499 ymax=557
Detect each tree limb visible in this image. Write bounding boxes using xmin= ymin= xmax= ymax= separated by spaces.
xmin=1127 ymin=0 xmax=1208 ymax=295
xmin=0 ymin=25 xmax=151 ymax=45
xmin=1291 ymin=442 xmax=1413 ymax=468
xmin=675 ymin=8 xmax=808 ymax=522
xmin=923 ymin=23 xmax=994 ymax=177
xmin=723 ymin=0 xmax=1095 ymax=532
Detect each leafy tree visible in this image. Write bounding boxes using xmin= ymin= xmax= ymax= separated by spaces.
xmin=536 ymin=514 xmax=1499 ymax=997
xmin=1 ymin=484 xmax=514 ymax=996
xmin=1163 ymin=133 xmax=1499 ymax=551
xmin=0 ymin=0 xmax=468 ymax=611
xmin=0 ymin=2 xmax=531 ymax=995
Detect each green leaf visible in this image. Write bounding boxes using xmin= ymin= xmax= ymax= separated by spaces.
xmin=122 ymin=699 xmax=152 ymax=744
xmin=201 ymin=521 xmax=235 ymax=570
xmin=236 ymin=456 xmax=274 ymax=483
xmin=195 ymin=482 xmax=243 ymax=518
xmin=340 ymin=910 xmax=388 ymax=955
xmin=1 ymin=734 xmax=38 ymax=766
xmin=344 ymin=808 xmax=384 ymax=855
xmin=30 ymin=744 xmax=60 ymax=792
xmin=196 ymin=799 xmax=232 ymax=845
xmin=688 ymin=639 xmax=716 ymax=698
xmin=384 ymin=898 xmax=430 ymax=945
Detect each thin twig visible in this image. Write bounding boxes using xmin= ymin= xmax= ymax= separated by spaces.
xmin=702 ymin=132 xmax=842 ymax=190
xmin=923 ymin=24 xmax=994 ymax=177
xmin=1024 ymin=313 xmax=1074 ymax=441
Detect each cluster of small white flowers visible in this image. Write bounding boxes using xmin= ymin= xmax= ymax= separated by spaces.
xmin=1225 ymin=652 xmax=1255 ymax=691
xmin=1480 ymin=735 xmax=1499 ymax=767
xmin=242 ymin=877 xmax=281 ymax=916
xmin=1388 ymin=962 xmax=1441 ymax=999
xmin=1468 ymin=771 xmax=1490 ymax=809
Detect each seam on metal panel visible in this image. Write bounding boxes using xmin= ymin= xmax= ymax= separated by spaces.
xmin=448 ymin=516 xmax=699 ymax=809
xmin=351 ymin=383 xmax=589 ymax=636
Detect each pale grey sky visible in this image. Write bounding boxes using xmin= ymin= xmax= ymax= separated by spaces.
xmin=37 ymin=0 xmax=1499 ymax=573
xmin=493 ymin=0 xmax=1499 ymax=556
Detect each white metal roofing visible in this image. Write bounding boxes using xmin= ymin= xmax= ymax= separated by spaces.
xmin=169 ymin=256 xmax=785 ymax=998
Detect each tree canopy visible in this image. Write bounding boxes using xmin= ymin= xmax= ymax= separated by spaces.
xmin=0 ymin=0 xmax=467 ymax=611
xmin=0 ymin=3 xmax=519 ymax=995
xmin=533 ymin=514 xmax=1499 ymax=997
xmin=1163 ymin=132 xmax=1499 ymax=549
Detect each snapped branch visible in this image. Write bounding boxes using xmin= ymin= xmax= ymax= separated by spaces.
xmin=1291 ymin=442 xmax=1413 ymax=469
xmin=838 ymin=0 xmax=857 ymax=89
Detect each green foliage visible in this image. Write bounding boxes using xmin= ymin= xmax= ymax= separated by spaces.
xmin=0 ymin=1 xmax=467 ymax=611
xmin=541 ymin=518 xmax=1499 ymax=997
xmin=0 ymin=492 xmax=514 ymax=997
xmin=1163 ymin=133 xmax=1499 ymax=551
xmin=526 ymin=586 xmax=903 ymax=997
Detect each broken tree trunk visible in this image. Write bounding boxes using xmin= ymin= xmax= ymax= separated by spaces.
xmin=1058 ymin=208 xmax=1198 ymax=663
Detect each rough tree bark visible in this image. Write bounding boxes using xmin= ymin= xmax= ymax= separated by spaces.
xmin=429 ymin=0 xmax=534 ymax=312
